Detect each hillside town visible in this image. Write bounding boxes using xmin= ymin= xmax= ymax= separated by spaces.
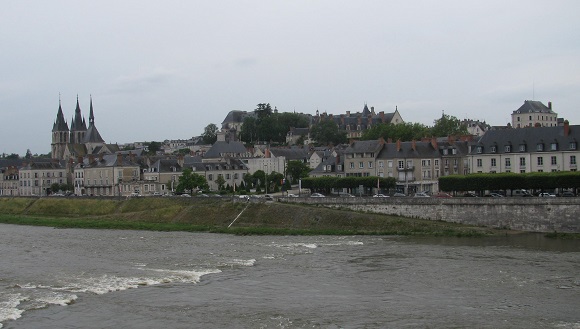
xmin=0 ymin=98 xmax=577 ymax=197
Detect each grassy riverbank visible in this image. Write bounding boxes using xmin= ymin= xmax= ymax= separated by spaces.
xmin=0 ymin=197 xmax=510 ymax=237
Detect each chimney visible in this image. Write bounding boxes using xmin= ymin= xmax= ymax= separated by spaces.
xmin=265 ymin=148 xmax=271 ymax=158
xmin=88 ymin=154 xmax=94 ymax=164
xmin=340 ymin=114 xmax=345 ymax=125
xmin=178 ymin=154 xmax=184 ymax=167
xmin=564 ymin=120 xmax=570 ymax=136
xmin=411 ymin=140 xmax=416 ymax=151
xmin=335 ymin=154 xmax=340 ymax=165
xmin=396 ymin=139 xmax=402 ymax=152
xmin=431 ymin=137 xmax=437 ymax=150
xmin=98 ymin=153 xmax=103 ymax=162
xmin=371 ymin=106 xmax=375 ymax=115
xmin=548 ymin=101 xmax=552 ymax=110
xmin=117 ymin=153 xmax=123 ymax=165
xmin=380 ymin=111 xmax=385 ymax=123
xmin=129 ymin=152 xmax=135 ymax=162
xmin=379 ymin=137 xmax=385 ymax=145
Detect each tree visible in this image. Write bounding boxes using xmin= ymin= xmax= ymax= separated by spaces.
xmin=286 ymin=160 xmax=311 ymax=184
xmin=215 ymin=175 xmax=226 ymax=191
xmin=176 ymin=168 xmax=208 ymax=194
xmin=254 ymin=103 xmax=273 ymax=119
xmin=361 ymin=122 xmax=430 ymax=141
xmin=310 ymin=120 xmax=347 ymax=146
xmin=25 ymin=149 xmax=33 ymax=159
xmin=431 ymin=113 xmax=468 ymax=137
xmin=202 ymin=123 xmax=218 ymax=144
xmin=5 ymin=153 xmax=19 ymax=160
xmin=147 ymin=141 xmax=162 ymax=155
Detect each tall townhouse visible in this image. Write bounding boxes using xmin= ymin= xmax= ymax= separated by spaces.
xmin=0 ymin=166 xmax=20 ymax=196
xmin=375 ymin=139 xmax=441 ymax=195
xmin=142 ymin=156 xmax=186 ymax=195
xmin=343 ymin=139 xmax=385 ymax=177
xmin=18 ymin=160 xmax=67 ymax=196
xmin=511 ymin=100 xmax=558 ymax=128
xmin=469 ymin=122 xmax=579 ymax=174
xmin=74 ymin=153 xmax=142 ymax=196
xmin=198 ymin=141 xmax=250 ymax=191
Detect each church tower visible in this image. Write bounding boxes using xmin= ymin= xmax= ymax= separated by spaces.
xmin=69 ymin=95 xmax=88 ymax=144
xmin=51 ymin=97 xmax=70 ymax=160
xmin=82 ymin=95 xmax=105 ymax=154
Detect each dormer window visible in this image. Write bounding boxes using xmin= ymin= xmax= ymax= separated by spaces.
xmin=536 ymin=143 xmax=544 ymax=151
xmin=570 ymin=142 xmax=577 ymax=150
xmin=504 ymin=145 xmax=511 ymax=153
xmin=443 ymin=149 xmax=448 ymax=155
xmin=490 ymin=146 xmax=497 ymax=153
xmin=519 ymin=144 xmax=526 ymax=152
xmin=476 ymin=146 xmax=483 ymax=154
xmin=550 ymin=143 xmax=558 ymax=151
xmin=452 ymin=149 xmax=457 ymax=155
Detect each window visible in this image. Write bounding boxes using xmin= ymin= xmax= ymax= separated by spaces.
xmin=490 ymin=146 xmax=496 ymax=153
xmin=571 ymin=156 xmax=577 ymax=165
xmin=520 ymin=157 xmax=526 ymax=166
xmin=398 ymin=160 xmax=404 ymax=169
xmin=551 ymin=156 xmax=557 ymax=165
xmin=368 ymin=161 xmax=373 ymax=168
xmin=537 ymin=157 xmax=543 ymax=166
xmin=519 ymin=144 xmax=526 ymax=152
xmin=551 ymin=143 xmax=558 ymax=151
xmin=536 ymin=143 xmax=544 ymax=151
xmin=350 ymin=162 xmax=354 ymax=169
xmin=476 ymin=146 xmax=482 ymax=154
xmin=504 ymin=145 xmax=511 ymax=152
xmin=359 ymin=162 xmax=364 ymax=169
xmin=442 ymin=149 xmax=448 ymax=155
xmin=388 ymin=160 xmax=393 ymax=168
xmin=570 ymin=142 xmax=577 ymax=150
xmin=491 ymin=158 xmax=497 ymax=167
xmin=379 ymin=161 xmax=384 ymax=168
xmin=505 ymin=158 xmax=511 ymax=168
xmin=421 ymin=159 xmax=431 ymax=167
xmin=452 ymin=149 xmax=457 ymax=155
xmin=477 ymin=159 xmax=482 ymax=167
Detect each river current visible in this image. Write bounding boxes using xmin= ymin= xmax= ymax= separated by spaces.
xmin=0 ymin=223 xmax=578 ymax=328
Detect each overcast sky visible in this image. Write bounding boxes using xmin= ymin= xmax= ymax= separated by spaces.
xmin=1 ymin=1 xmax=579 ymax=156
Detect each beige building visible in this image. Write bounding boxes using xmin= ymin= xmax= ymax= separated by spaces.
xmin=18 ymin=161 xmax=67 ymax=196
xmin=511 ymin=100 xmax=558 ymax=128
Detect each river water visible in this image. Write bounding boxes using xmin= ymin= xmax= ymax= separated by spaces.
xmin=0 ymin=223 xmax=578 ymax=329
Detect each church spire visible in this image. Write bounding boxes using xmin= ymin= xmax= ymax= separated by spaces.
xmin=89 ymin=95 xmax=95 ymax=126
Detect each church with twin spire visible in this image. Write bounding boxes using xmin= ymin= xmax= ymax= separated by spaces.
xmin=51 ymin=95 xmax=119 ymax=160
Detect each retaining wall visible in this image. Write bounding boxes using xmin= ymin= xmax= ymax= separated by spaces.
xmin=279 ymin=197 xmax=580 ymax=233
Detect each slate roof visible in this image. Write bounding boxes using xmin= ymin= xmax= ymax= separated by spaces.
xmin=472 ymin=124 xmax=578 ymax=155
xmin=513 ymin=100 xmax=555 ymax=114
xmin=204 ymin=141 xmax=249 ymax=159
xmin=376 ymin=141 xmax=440 ymax=159
xmin=269 ymin=147 xmax=310 ymax=160
xmin=83 ymin=124 xmax=104 ymax=144
xmin=344 ymin=140 xmax=384 ymax=154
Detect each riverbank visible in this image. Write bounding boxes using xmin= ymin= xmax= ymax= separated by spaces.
xmin=0 ymin=196 xmax=499 ymax=236
xmin=0 ymin=196 xmax=551 ymax=237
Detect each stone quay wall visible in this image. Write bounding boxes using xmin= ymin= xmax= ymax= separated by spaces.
xmin=279 ymin=197 xmax=580 ymax=233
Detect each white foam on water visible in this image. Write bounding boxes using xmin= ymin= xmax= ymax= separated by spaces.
xmin=322 ymin=240 xmax=364 ymax=246
xmin=0 ymin=293 xmax=26 ymax=327
xmin=228 ymin=259 xmax=256 ymax=267
xmin=36 ymin=291 xmax=78 ymax=307
xmin=272 ymin=242 xmax=318 ymax=249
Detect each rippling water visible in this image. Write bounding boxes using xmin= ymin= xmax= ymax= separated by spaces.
xmin=0 ymin=224 xmax=578 ymax=328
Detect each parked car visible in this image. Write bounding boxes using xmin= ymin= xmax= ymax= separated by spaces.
xmin=180 ymin=193 xmax=191 ymax=197
xmin=392 ymin=193 xmax=406 ymax=197
xmin=339 ymin=193 xmax=356 ymax=197
xmin=373 ymin=194 xmax=389 ymax=198
xmin=537 ymin=192 xmax=556 ymax=197
xmin=512 ymin=189 xmax=532 ymax=197
xmin=463 ymin=192 xmax=478 ymax=197
xmin=310 ymin=193 xmax=325 ymax=198
xmin=433 ymin=192 xmax=452 ymax=198
xmin=287 ymin=193 xmax=299 ymax=198
xmin=560 ymin=191 xmax=575 ymax=197
xmin=484 ymin=193 xmax=504 ymax=197
xmin=413 ymin=192 xmax=430 ymax=198
xmin=264 ymin=194 xmax=274 ymax=201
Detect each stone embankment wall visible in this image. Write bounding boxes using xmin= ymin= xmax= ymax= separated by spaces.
xmin=279 ymin=197 xmax=580 ymax=233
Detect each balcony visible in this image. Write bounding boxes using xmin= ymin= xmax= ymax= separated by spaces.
xmin=397 ymin=165 xmax=414 ymax=172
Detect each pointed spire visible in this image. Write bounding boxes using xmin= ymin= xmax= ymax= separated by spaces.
xmin=52 ymin=95 xmax=69 ymax=132
xmin=89 ymin=95 xmax=95 ymax=126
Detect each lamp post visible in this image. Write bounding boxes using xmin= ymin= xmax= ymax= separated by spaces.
xmin=264 ymin=163 xmax=268 ymax=195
